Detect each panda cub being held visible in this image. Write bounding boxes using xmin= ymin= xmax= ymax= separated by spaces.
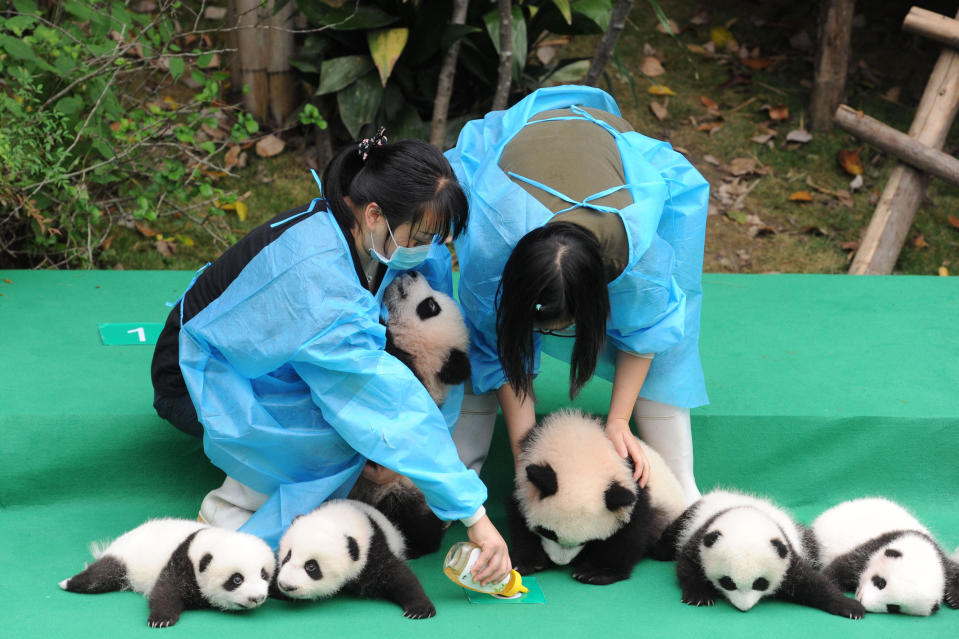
xmin=657 ymin=490 xmax=865 ymax=619
xmin=508 ymin=409 xmax=687 ymax=585
xmin=812 ymin=497 xmax=959 ymax=616
xmin=59 ymin=518 xmax=275 ymax=628
xmin=348 ymin=271 xmax=471 ymax=559
xmin=274 ymin=499 xmax=435 ymax=619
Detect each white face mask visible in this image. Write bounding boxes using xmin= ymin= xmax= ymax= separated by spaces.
xmin=369 ymin=218 xmax=434 ymax=270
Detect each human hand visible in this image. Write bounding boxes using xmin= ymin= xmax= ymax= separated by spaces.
xmin=605 ymin=417 xmax=649 ymax=487
xmin=466 ymin=515 xmax=512 ymax=585
xmin=360 ymin=462 xmax=401 ymax=485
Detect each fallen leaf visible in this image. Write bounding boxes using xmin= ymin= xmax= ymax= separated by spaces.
xmin=656 ymin=18 xmax=681 ymax=35
xmin=700 ymin=95 xmax=719 ymax=111
xmin=741 ymin=57 xmax=773 ymax=70
xmin=789 ymin=191 xmax=814 ymax=202
xmin=750 ymin=132 xmax=776 ymax=144
xmin=648 ymin=84 xmax=677 ymax=96
xmin=838 ymin=149 xmax=863 ymax=175
xmin=710 ymin=25 xmax=736 ymax=48
xmin=643 ymin=43 xmax=664 ymax=60
xmin=690 ymin=7 xmax=709 ymax=25
xmin=219 ymin=200 xmax=249 ymax=222
xmin=224 ymin=144 xmax=242 ymax=170
xmin=948 ymin=214 xmax=959 ymax=229
xmin=800 ymin=225 xmax=828 ymax=236
xmin=155 ymin=239 xmax=177 ymax=258
xmin=718 ymin=71 xmax=751 ymax=89
xmin=881 ymin=86 xmax=902 ymax=103
xmin=835 ymin=189 xmax=854 ymax=208
xmin=686 ymin=43 xmax=709 ymax=56
xmin=850 ymin=174 xmax=864 ymax=191
xmin=649 ymin=101 xmax=668 ymax=120
xmin=914 ymin=233 xmax=928 ymax=248
xmin=702 ymin=154 xmax=721 ymax=166
xmin=640 ymin=56 xmax=665 ymax=77
xmin=785 ymin=129 xmax=813 ymax=144
xmin=728 ymin=157 xmax=757 ymax=176
xmin=840 ymin=241 xmax=860 ymax=251
xmin=135 ymin=222 xmax=158 ymax=238
xmin=763 ymin=103 xmax=789 ymax=121
xmin=255 ymin=134 xmax=285 ymax=158
xmin=939 ymin=266 xmax=950 ymax=276
xmin=697 ymin=121 xmax=724 ymax=134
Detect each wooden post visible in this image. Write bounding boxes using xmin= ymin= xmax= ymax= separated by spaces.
xmin=230 ymin=0 xmax=295 ymax=127
xmin=584 ymin=0 xmax=634 ymax=87
xmin=430 ymin=0 xmax=471 ymax=148
xmin=849 ymin=9 xmax=959 ymax=275
xmin=810 ymin=0 xmax=856 ymax=131
xmin=833 ymin=105 xmax=959 ymax=186
xmin=491 ymin=0 xmax=513 ymax=111
xmin=903 ymin=6 xmax=959 ymax=50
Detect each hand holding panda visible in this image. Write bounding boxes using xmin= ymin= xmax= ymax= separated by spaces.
xmin=59 ymin=518 xmax=275 ymax=628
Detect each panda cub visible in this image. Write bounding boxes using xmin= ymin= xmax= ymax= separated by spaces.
xmin=812 ymin=497 xmax=959 ymax=616
xmin=59 ymin=518 xmax=275 ymax=628
xmin=274 ymin=499 xmax=435 ymax=619
xmin=657 ymin=490 xmax=865 ymax=618
xmin=348 ymin=272 xmax=471 ymax=558
xmin=508 ymin=409 xmax=687 ymax=585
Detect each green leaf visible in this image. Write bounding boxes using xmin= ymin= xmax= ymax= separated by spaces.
xmin=441 ymin=23 xmax=481 ymax=51
xmin=63 ymin=1 xmax=94 ymax=21
xmin=302 ymin=5 xmax=397 ymax=30
xmin=4 ymin=15 xmax=38 ymax=36
xmin=336 ymin=72 xmax=382 ymax=138
xmin=367 ymin=28 xmax=408 ymax=87
xmin=483 ymin=5 xmax=527 ymax=82
xmin=552 ymin=0 xmax=573 ymax=24
xmin=197 ymin=53 xmax=213 ymax=69
xmin=54 ymin=95 xmax=83 ymax=115
xmin=572 ymin=0 xmax=613 ymax=31
xmin=316 ymin=55 xmax=374 ymax=96
xmin=12 ymin=0 xmax=40 ymax=16
xmin=200 ymin=141 xmax=216 ymax=154
xmin=540 ymin=59 xmax=590 ymax=87
xmin=168 ymin=56 xmax=185 ymax=81
xmin=0 ymin=34 xmax=38 ymax=62
xmin=92 ymin=137 xmax=114 ymax=160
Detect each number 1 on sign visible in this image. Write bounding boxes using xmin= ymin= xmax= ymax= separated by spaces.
xmin=127 ymin=327 xmax=146 ymax=343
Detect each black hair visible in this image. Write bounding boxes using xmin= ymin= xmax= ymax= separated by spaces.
xmin=321 ymin=138 xmax=468 ymax=242
xmin=496 ymin=222 xmax=611 ymax=399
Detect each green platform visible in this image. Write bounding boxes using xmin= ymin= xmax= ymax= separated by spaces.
xmin=1 ymin=271 xmax=957 ymax=638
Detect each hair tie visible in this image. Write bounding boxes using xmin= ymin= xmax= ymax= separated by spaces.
xmin=358 ymin=127 xmax=388 ymax=161
xmin=535 ymin=303 xmax=543 ymax=311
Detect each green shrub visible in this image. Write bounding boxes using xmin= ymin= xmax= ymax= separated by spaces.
xmin=0 ymin=0 xmax=247 ymax=268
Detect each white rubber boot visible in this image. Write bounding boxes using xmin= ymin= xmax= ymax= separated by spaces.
xmin=451 ymin=384 xmax=499 ymax=475
xmin=198 ymin=476 xmax=269 ymax=530
xmin=634 ymin=398 xmax=701 ymax=505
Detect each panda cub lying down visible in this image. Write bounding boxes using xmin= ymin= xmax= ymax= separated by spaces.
xmin=348 ymin=271 xmax=471 ymax=558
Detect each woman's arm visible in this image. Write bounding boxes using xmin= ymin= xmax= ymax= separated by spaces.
xmin=495 ymin=382 xmax=538 ymax=470
xmin=607 ymin=349 xmax=652 ymax=485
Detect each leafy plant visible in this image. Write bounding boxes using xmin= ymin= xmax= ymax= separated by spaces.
xmin=291 ymin=0 xmax=614 ymax=144
xmin=0 ymin=0 xmax=250 ymax=268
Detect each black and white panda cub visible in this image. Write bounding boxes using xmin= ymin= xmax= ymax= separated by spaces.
xmin=59 ymin=518 xmax=275 ymax=628
xmin=508 ymin=409 xmax=687 ymax=585
xmin=348 ymin=271 xmax=471 ymax=558
xmin=812 ymin=497 xmax=959 ymax=616
xmin=274 ymin=499 xmax=435 ymax=619
xmin=657 ymin=490 xmax=865 ymax=618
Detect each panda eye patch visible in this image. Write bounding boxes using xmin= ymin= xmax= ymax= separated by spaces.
xmin=223 ymin=572 xmax=244 ymax=591
xmin=871 ymin=575 xmax=887 ymax=590
xmin=752 ymin=578 xmax=769 ymax=591
xmin=532 ymin=526 xmax=558 ymax=542
xmin=416 ymin=297 xmax=441 ymax=320
xmin=304 ymin=559 xmax=323 ymax=580
xmin=261 ymin=568 xmax=270 ymax=581
xmin=718 ymin=577 xmax=737 ymax=591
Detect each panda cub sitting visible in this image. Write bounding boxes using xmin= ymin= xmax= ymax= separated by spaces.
xmin=59 ymin=518 xmax=275 ymax=628
xmin=274 ymin=499 xmax=435 ymax=619
xmin=348 ymin=271 xmax=471 ymax=558
xmin=812 ymin=497 xmax=959 ymax=616
xmin=508 ymin=409 xmax=687 ymax=585
xmin=657 ymin=490 xmax=865 ymax=618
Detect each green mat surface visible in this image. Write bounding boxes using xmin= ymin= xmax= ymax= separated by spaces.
xmin=1 ymin=271 xmax=957 ymax=638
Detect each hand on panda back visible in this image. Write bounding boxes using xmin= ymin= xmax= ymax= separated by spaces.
xmin=605 ymin=417 xmax=650 ymax=487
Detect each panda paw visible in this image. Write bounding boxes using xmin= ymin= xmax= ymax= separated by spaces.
xmin=681 ymin=592 xmax=715 ymax=607
xmin=513 ymin=561 xmax=548 ymax=576
xmin=830 ymin=597 xmax=866 ymax=620
xmin=402 ymin=603 xmax=436 ymax=620
xmin=572 ymin=568 xmax=629 ymax=586
xmin=147 ymin=615 xmax=178 ymax=628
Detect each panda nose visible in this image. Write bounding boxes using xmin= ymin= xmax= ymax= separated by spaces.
xmin=248 ymin=594 xmax=266 ymax=606
xmin=279 ymin=583 xmax=297 ymax=592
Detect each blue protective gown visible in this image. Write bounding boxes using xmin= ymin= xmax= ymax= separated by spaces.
xmin=447 ymin=86 xmax=709 ymax=408
xmin=176 ymin=203 xmax=483 ymax=547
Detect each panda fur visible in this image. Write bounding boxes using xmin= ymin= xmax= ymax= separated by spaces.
xmin=812 ymin=497 xmax=959 ymax=616
xmin=348 ymin=272 xmax=470 ymax=558
xmin=656 ymin=489 xmax=865 ymax=618
xmin=275 ymin=499 xmax=435 ymax=619
xmin=507 ymin=409 xmax=687 ymax=585
xmin=59 ymin=518 xmax=275 ymax=628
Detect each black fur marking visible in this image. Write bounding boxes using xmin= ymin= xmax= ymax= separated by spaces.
xmin=416 ymin=297 xmax=441 ymax=320
xmin=198 ymin=553 xmax=213 ymax=573
xmin=347 ymin=517 xmax=435 ymax=619
xmin=718 ymin=576 xmax=737 ymax=591
xmin=533 ymin=526 xmax=558 ymax=542
xmin=885 ymin=548 xmax=902 ymax=558
xmin=887 ymin=604 xmax=901 ymax=614
xmin=384 ymin=331 xmax=420 ymax=383
xmin=702 ymin=531 xmax=721 ymax=547
xmin=507 ymin=495 xmax=552 ymax=576
xmin=347 ymin=536 xmax=360 ymax=562
xmin=437 ymin=348 xmax=471 ymax=385
xmin=771 ymin=538 xmax=789 ymax=559
xmin=871 ymin=575 xmax=886 ymax=590
xmin=932 ymin=602 xmax=941 ymax=613
xmin=147 ymin=531 xmax=208 ymax=628
xmin=362 ymin=480 xmax=450 ymax=559
xmin=62 ymin=555 xmax=129 ymax=594
xmin=526 ymin=463 xmax=558 ymax=498
xmin=223 ymin=573 xmax=244 ymax=592
xmin=651 ymin=501 xmax=702 ymax=561
xmin=822 ymin=531 xmax=911 ymax=592
xmin=753 ymin=577 xmax=770 ymax=591
xmin=776 ymin=555 xmax=865 ymax=619
xmin=604 ymin=482 xmax=636 ymax=511
xmin=305 ymin=559 xmax=322 ymax=581
xmin=281 ymin=549 xmax=292 ymax=566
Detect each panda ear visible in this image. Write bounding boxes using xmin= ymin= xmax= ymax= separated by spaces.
xmin=346 ymin=536 xmax=360 ymax=561
xmin=526 ymin=463 xmax=558 ymax=498
xmin=703 ymin=531 xmax=722 ymax=548
xmin=604 ymin=482 xmax=636 ymax=511
xmin=199 ymin=553 xmax=213 ymax=573
xmin=416 ymin=297 xmax=441 ymax=320
xmin=438 ymin=348 xmax=471 ymax=385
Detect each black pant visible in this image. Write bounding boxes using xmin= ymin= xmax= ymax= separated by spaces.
xmin=153 ymin=392 xmax=203 ymax=439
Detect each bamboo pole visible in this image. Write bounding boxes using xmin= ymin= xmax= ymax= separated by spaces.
xmin=849 ymin=9 xmax=959 ymax=275
xmin=834 ymin=105 xmax=959 ymax=186
xmin=810 ymin=0 xmax=855 ymax=131
xmin=430 ymin=0 xmax=470 ymax=148
xmin=265 ymin=1 xmax=296 ymax=128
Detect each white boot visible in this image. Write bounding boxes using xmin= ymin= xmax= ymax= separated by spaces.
xmin=634 ymin=398 xmax=701 ymax=505
xmin=198 ymin=476 xmax=269 ymax=530
xmin=451 ymin=383 xmax=499 ymax=475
